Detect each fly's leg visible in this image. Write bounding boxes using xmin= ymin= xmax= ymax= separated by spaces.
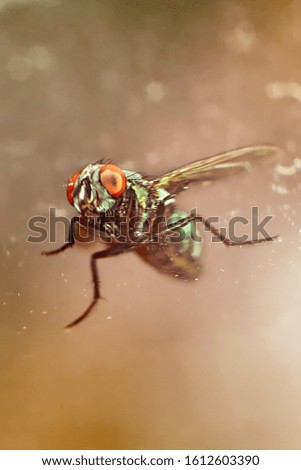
xmin=66 ymin=243 xmax=136 ymax=329
xmin=41 ymin=216 xmax=80 ymax=256
xmin=161 ymin=215 xmax=277 ymax=247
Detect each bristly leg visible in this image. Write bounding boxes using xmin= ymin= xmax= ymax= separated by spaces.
xmin=163 ymin=214 xmax=278 ymax=247
xmin=41 ymin=216 xmax=80 ymax=256
xmin=65 ymin=242 xmax=136 ymax=329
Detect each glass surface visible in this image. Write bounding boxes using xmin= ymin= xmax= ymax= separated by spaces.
xmin=0 ymin=0 xmax=300 ymax=449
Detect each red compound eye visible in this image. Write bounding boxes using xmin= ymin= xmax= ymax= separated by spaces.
xmin=100 ymin=164 xmax=127 ymax=198
xmin=66 ymin=171 xmax=80 ymax=205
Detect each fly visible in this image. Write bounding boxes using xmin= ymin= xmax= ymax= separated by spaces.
xmin=42 ymin=145 xmax=281 ymax=328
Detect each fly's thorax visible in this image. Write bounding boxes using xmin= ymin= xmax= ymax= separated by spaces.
xmin=136 ymin=208 xmax=202 ymax=280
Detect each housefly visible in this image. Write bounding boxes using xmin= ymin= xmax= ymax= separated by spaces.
xmin=43 ymin=145 xmax=280 ymax=327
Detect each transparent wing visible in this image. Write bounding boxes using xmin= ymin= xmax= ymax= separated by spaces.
xmin=154 ymin=145 xmax=282 ymax=194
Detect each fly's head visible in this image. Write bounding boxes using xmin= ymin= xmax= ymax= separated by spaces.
xmin=66 ymin=163 xmax=128 ymax=216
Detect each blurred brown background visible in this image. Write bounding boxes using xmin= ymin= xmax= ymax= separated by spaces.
xmin=0 ymin=0 xmax=301 ymax=450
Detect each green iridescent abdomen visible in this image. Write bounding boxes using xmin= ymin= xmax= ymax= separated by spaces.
xmin=136 ymin=208 xmax=202 ymax=281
